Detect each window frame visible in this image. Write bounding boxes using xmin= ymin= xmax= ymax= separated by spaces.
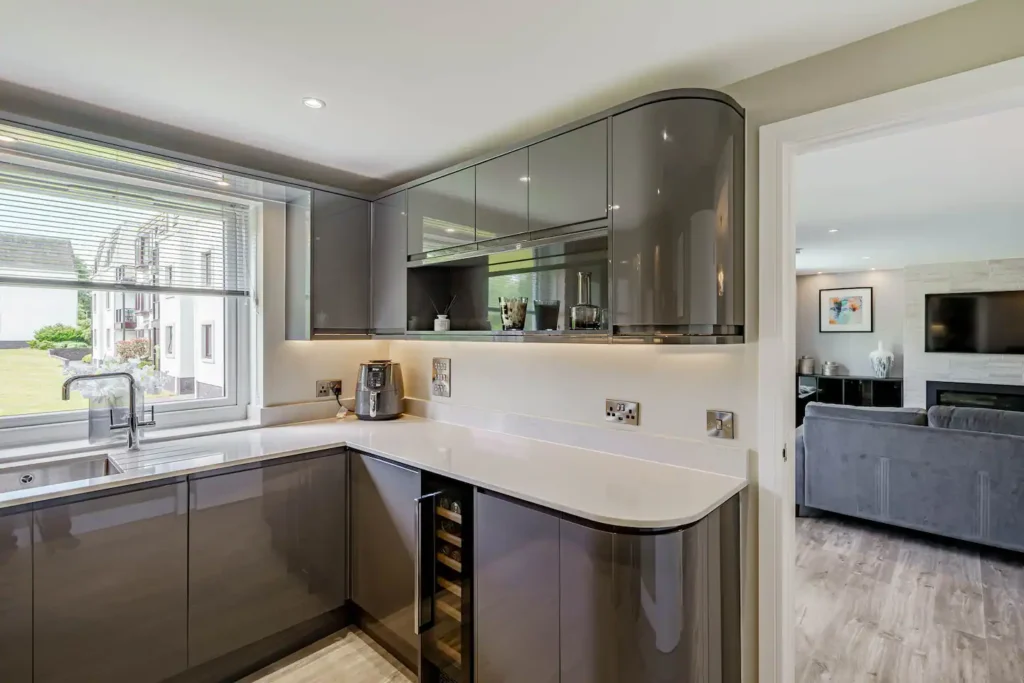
xmin=0 ymin=296 xmax=248 ymax=436
xmin=201 ymin=251 xmax=213 ymax=287
xmin=165 ymin=323 xmax=176 ymax=358
xmin=200 ymin=321 xmax=214 ymax=363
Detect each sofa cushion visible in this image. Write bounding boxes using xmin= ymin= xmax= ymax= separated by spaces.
xmin=804 ymin=402 xmax=927 ymax=426
xmin=927 ymin=405 xmax=1024 ymax=437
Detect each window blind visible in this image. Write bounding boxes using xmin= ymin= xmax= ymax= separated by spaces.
xmin=0 ymin=124 xmax=252 ymax=297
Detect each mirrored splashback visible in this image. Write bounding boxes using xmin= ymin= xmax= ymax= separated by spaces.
xmin=407 ymin=232 xmax=608 ymax=334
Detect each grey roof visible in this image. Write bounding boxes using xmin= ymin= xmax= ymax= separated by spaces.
xmin=0 ymin=231 xmax=77 ymax=274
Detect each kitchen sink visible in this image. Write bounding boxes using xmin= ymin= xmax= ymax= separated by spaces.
xmin=0 ymin=453 xmax=122 ymax=495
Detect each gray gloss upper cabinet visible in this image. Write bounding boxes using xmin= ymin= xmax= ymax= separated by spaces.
xmin=610 ymin=99 xmax=744 ymax=335
xmin=475 ymin=149 xmax=529 ymax=242
xmin=475 ymin=491 xmax=560 ymax=683
xmin=407 ymin=168 xmax=476 ymax=255
xmin=0 ymin=509 xmax=31 ymax=683
xmin=33 ymin=483 xmax=189 ymax=683
xmin=350 ymin=452 xmax=420 ymax=668
xmin=528 ymin=120 xmax=608 ymax=233
xmin=311 ymin=189 xmax=371 ymax=335
xmin=188 ymin=453 xmax=347 ymax=666
xmin=372 ymin=191 xmax=408 ymax=333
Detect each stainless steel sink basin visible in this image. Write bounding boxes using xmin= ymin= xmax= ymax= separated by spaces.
xmin=0 ymin=453 xmax=122 ymax=495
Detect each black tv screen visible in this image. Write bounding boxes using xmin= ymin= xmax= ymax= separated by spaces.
xmin=926 ymin=291 xmax=1024 ymax=354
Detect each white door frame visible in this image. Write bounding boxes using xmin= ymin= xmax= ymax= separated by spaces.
xmin=757 ymin=55 xmax=1024 ymax=683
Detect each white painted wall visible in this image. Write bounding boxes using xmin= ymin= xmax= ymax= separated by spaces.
xmin=0 ymin=285 xmax=76 ymax=341
xmin=796 ymin=270 xmax=906 ymax=377
xmin=904 ymin=257 xmax=1024 ymax=407
xmin=390 ymin=340 xmax=756 ymax=448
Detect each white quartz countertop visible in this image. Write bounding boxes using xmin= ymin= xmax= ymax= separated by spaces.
xmin=0 ymin=416 xmax=746 ymax=529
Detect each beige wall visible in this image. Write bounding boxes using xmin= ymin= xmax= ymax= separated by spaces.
xmin=797 ymin=270 xmax=906 ymax=377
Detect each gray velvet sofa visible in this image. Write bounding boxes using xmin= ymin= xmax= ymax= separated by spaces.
xmin=796 ymin=401 xmax=1024 ymax=553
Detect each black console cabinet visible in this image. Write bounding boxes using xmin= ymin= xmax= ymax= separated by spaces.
xmin=797 ymin=374 xmax=904 ymax=426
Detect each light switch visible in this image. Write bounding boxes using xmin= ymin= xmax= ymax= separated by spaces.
xmin=707 ymin=410 xmax=735 ymax=439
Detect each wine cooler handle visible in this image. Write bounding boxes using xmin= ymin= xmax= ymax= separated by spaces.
xmin=414 ymin=491 xmax=442 ymax=635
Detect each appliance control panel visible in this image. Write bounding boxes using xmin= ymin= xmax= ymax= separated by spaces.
xmin=367 ymin=365 xmax=386 ymax=389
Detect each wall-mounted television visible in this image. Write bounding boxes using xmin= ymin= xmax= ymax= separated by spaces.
xmin=926 ymin=291 xmax=1024 ymax=354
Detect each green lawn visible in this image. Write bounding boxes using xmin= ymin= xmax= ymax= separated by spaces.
xmin=0 ymin=348 xmax=88 ymax=417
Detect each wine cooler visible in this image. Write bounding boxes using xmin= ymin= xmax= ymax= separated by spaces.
xmin=415 ymin=474 xmax=473 ymax=683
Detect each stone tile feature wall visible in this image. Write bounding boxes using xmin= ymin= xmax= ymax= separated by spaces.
xmin=904 ymin=258 xmax=1024 ymax=407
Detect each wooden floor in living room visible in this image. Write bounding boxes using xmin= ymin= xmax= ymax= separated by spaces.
xmin=796 ymin=515 xmax=1024 ymax=683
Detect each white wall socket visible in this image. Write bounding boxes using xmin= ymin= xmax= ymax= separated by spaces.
xmin=605 ymin=399 xmax=639 ymax=426
xmin=316 ymin=380 xmax=342 ymax=399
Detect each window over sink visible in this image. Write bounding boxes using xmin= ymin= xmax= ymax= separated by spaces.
xmin=0 ymin=118 xmax=273 ymax=447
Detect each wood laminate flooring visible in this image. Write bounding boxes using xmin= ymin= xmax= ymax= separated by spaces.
xmin=241 ymin=628 xmax=414 ymax=683
xmin=797 ymin=515 xmax=1024 ymax=683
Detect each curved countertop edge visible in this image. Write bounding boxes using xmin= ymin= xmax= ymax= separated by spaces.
xmin=0 ymin=416 xmax=747 ymax=529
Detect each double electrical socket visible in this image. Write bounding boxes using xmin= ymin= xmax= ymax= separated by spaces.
xmin=605 ymin=399 xmax=639 ymax=426
xmin=316 ymin=380 xmax=343 ymax=399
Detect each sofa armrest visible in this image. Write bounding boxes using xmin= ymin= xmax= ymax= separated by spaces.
xmin=794 ymin=425 xmax=806 ymax=507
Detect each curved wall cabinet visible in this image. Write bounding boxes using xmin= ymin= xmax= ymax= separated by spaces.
xmin=370 ymin=89 xmax=745 ymax=343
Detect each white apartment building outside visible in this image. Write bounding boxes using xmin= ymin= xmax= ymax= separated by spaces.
xmin=91 ymin=214 xmax=226 ymax=399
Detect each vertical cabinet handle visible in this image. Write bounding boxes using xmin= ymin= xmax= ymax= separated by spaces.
xmin=414 ymin=491 xmax=442 ymax=635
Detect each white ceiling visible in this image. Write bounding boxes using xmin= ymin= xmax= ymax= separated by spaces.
xmin=0 ymin=0 xmax=969 ymax=185
xmin=795 ymin=105 xmax=1024 ymax=274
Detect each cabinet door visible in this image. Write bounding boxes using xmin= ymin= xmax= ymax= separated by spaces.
xmin=528 ymin=120 xmax=608 ymax=233
xmin=372 ymin=191 xmax=408 ymax=333
xmin=407 ymin=168 xmax=476 ymax=255
xmin=311 ymin=189 xmax=371 ymax=334
xmin=610 ymin=99 xmax=744 ymax=331
xmin=475 ymin=491 xmax=559 ymax=683
xmin=188 ymin=453 xmax=347 ymax=666
xmin=351 ymin=452 xmax=420 ymax=667
xmin=33 ymin=483 xmax=188 ymax=683
xmin=475 ymin=149 xmax=529 ymax=242
xmin=560 ymin=518 xmax=714 ymax=683
xmin=0 ymin=509 xmax=31 ymax=683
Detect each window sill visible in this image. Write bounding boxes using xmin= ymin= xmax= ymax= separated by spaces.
xmin=0 ymin=415 xmax=261 ymax=463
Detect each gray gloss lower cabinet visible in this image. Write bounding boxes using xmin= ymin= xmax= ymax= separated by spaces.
xmin=475 ymin=491 xmax=559 ymax=683
xmin=188 ymin=453 xmax=347 ymax=666
xmin=0 ymin=509 xmax=32 ymax=683
xmin=350 ymin=452 xmax=420 ymax=668
xmin=33 ymin=482 xmax=189 ymax=683
xmin=560 ymin=496 xmax=741 ymax=683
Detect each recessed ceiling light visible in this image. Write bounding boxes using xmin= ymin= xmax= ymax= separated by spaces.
xmin=445 ymin=228 xmax=456 ymax=233
xmin=519 ymin=176 xmax=530 ymax=182
xmin=0 ymin=135 xmax=16 ymax=143
xmin=862 ymin=256 xmax=871 ymax=260
xmin=871 ymin=267 xmax=876 ymax=271
xmin=817 ymin=271 xmax=823 ymax=275
xmin=828 ymin=229 xmax=838 ymax=233
xmin=302 ymin=97 xmax=326 ymax=109
xmin=215 ymin=180 xmax=230 ymax=187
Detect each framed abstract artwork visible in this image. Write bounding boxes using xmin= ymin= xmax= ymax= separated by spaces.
xmin=819 ymin=287 xmax=873 ymax=333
